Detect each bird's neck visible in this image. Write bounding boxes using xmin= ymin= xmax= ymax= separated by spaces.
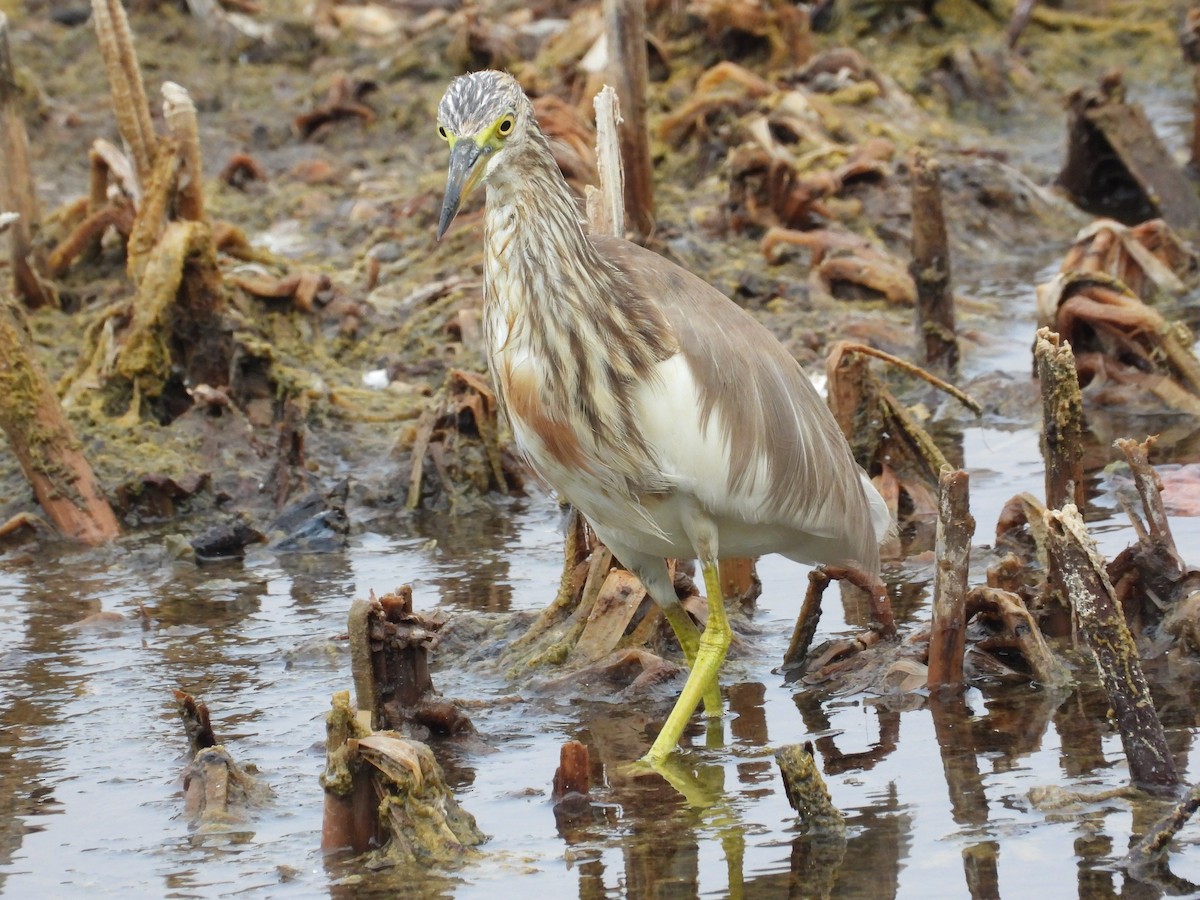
xmin=482 ymin=135 xmax=611 ymax=325
xmin=481 ymin=130 xmax=673 ymax=489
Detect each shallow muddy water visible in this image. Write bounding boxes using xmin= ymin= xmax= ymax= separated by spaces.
xmin=2 ymin=5 xmax=1200 ymax=898
xmin=2 ymin=420 xmax=1199 ymax=898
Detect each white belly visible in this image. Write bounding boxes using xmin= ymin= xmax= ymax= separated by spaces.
xmin=506 ymin=353 xmax=878 ymax=568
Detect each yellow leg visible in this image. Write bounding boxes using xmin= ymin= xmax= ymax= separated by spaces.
xmin=642 ymin=558 xmax=731 ymax=767
xmin=659 ymin=602 xmax=723 ymax=716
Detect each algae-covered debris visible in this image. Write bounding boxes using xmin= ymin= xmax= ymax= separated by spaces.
xmin=176 ymin=689 xmax=273 ymax=833
xmin=182 ymin=745 xmax=270 ymax=833
xmin=775 ymin=741 xmax=846 ymax=833
xmin=321 ymin=689 xmax=485 ymax=868
xmin=359 ymin=732 xmax=486 ymax=866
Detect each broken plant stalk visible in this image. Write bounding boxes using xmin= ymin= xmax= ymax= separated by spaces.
xmin=603 ymin=0 xmax=654 ymax=238
xmin=828 ymin=341 xmax=981 ymax=414
xmin=0 ymin=293 xmax=120 ymax=544
xmin=586 ymin=85 xmax=624 ymax=239
xmin=1034 ymin=328 xmax=1085 ymax=511
xmin=1114 ymin=436 xmax=1186 ymax=576
xmin=927 ymin=468 xmax=974 ymax=691
xmin=909 ymin=147 xmax=959 ymax=374
xmin=1044 ymin=504 xmax=1180 ymax=795
xmin=162 ymin=81 xmax=204 ymax=222
xmin=91 ymin=0 xmax=156 ymax=185
xmin=783 ymin=569 xmax=832 ymax=669
xmin=1127 ymin=782 xmax=1200 ymax=885
xmin=783 ymin=564 xmax=894 ymax=672
xmin=1006 ymin=0 xmax=1038 ymax=49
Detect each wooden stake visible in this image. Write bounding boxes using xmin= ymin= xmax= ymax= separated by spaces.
xmin=1034 ymin=328 xmax=1085 ymax=511
xmin=926 ymin=468 xmax=974 ymax=691
xmin=0 ymin=293 xmax=120 ymax=543
xmin=909 ymin=147 xmax=959 ymax=374
xmin=603 ymin=0 xmax=654 ymax=238
xmin=1044 ymin=504 xmax=1180 ymax=795
xmin=0 ymin=14 xmax=53 ymax=308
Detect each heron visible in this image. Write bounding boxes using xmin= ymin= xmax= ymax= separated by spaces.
xmin=436 ymin=70 xmax=890 ymax=768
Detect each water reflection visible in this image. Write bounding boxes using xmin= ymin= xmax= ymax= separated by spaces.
xmin=0 ymin=499 xmax=1197 ymax=897
xmin=529 ymin=652 xmax=1198 ymax=899
xmin=408 ymin=503 xmax=525 ymax=612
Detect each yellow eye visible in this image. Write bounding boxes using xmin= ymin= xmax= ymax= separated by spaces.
xmin=497 ymin=115 xmax=514 ymax=136
xmin=438 ymin=125 xmax=448 ymax=140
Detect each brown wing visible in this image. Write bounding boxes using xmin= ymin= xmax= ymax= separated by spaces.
xmin=593 ymin=234 xmax=882 ymax=574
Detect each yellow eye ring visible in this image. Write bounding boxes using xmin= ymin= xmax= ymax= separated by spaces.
xmin=497 ymin=115 xmax=514 ymax=136
xmin=438 ymin=125 xmax=448 ymax=140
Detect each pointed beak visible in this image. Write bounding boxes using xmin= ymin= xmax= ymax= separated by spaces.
xmin=438 ymin=139 xmax=487 ymax=240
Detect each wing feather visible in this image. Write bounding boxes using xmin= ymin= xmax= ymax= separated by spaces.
xmin=594 ymin=235 xmax=884 ymax=574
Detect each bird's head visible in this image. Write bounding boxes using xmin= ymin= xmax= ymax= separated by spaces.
xmin=436 ymin=70 xmax=533 ymax=239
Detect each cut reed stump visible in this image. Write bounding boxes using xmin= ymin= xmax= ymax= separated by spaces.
xmin=0 ymin=294 xmax=120 ymax=543
xmin=551 ymin=739 xmax=595 ymax=836
xmin=1044 ymin=504 xmax=1180 ymax=795
xmin=908 ymin=147 xmax=959 ymax=374
xmin=348 ymin=586 xmax=475 ymax=739
xmin=320 ymin=690 xmax=378 ymax=852
xmin=603 ymin=0 xmax=654 ymax=238
xmin=927 ymin=468 xmax=974 ymax=691
xmin=586 ymin=85 xmax=625 ymax=239
xmin=1034 ymin=328 xmax=1085 ymax=511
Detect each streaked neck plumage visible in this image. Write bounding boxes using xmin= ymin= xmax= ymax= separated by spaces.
xmin=480 ymin=123 xmax=675 ymax=492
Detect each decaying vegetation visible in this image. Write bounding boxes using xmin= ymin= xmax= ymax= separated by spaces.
xmin=2 ymin=0 xmax=1200 ymax=892
xmin=323 ymin=587 xmax=484 ymax=866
